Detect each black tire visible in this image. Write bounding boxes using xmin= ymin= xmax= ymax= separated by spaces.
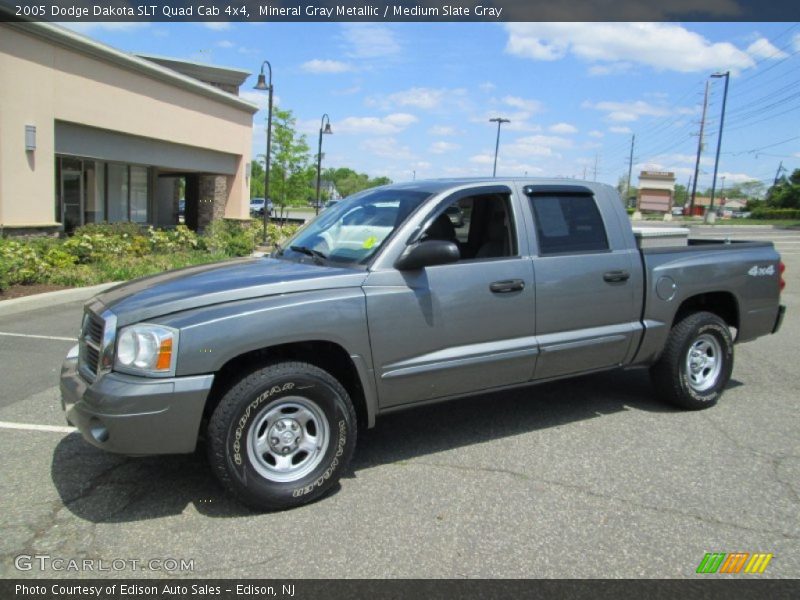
xmin=650 ymin=311 xmax=734 ymax=410
xmin=207 ymin=361 xmax=357 ymax=511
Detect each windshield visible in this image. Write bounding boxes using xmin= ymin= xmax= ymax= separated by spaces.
xmin=278 ymin=188 xmax=432 ymax=266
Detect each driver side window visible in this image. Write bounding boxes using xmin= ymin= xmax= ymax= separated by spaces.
xmin=422 ymin=193 xmax=516 ymax=261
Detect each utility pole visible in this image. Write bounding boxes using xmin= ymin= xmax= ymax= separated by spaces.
xmin=593 ymin=153 xmax=598 ymax=181
xmin=773 ymin=161 xmax=786 ymax=185
xmin=489 ymin=117 xmax=510 ymax=177
xmin=707 ymin=71 xmax=730 ymax=224
xmin=625 ymin=134 xmax=635 ymax=201
xmin=582 ymin=166 xmax=587 ymax=179
xmin=689 ymin=80 xmax=710 ymax=217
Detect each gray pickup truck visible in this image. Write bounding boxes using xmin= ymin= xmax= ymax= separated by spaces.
xmin=61 ymin=179 xmax=786 ymax=510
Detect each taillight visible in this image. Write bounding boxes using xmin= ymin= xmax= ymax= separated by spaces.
xmin=779 ymin=260 xmax=786 ymax=292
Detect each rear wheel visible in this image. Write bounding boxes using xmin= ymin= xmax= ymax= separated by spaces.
xmin=207 ymin=361 xmax=356 ymax=511
xmin=650 ymin=311 xmax=734 ymax=410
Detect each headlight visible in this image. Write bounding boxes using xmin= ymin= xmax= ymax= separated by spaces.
xmin=114 ymin=324 xmax=179 ymax=377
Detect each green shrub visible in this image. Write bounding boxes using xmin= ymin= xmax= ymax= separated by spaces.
xmin=74 ymin=222 xmax=143 ymax=237
xmin=750 ymin=208 xmax=800 ymax=220
xmin=203 ymin=220 xmax=255 ymax=257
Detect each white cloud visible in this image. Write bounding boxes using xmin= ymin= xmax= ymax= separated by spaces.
xmin=342 ymin=24 xmax=400 ymax=58
xmin=216 ymin=40 xmax=235 ymax=49
xmin=609 ymin=126 xmax=633 ymax=134
xmin=239 ymin=91 xmax=281 ymax=111
xmin=505 ymin=23 xmax=757 ymax=74
xmin=388 ymin=87 xmax=447 ymax=109
xmin=429 ymin=141 xmax=461 ymax=154
xmin=336 ymin=113 xmax=418 ymax=135
xmin=480 ymin=82 xmax=496 ymax=92
xmin=746 ymin=38 xmax=787 ymax=60
xmin=429 ymin=125 xmax=458 ymax=136
xmin=361 ymin=137 xmax=415 ymax=160
xmin=794 ymin=34 xmax=800 ymax=52
xmin=301 ymin=59 xmax=353 ymax=74
xmin=468 ymin=155 xmax=545 ymax=176
xmin=57 ymin=22 xmax=148 ymax=34
xmin=499 ymin=134 xmax=573 ymax=160
xmin=369 ymin=87 xmax=469 ymax=112
xmin=549 ymin=122 xmax=578 ymax=134
xmin=203 ymin=22 xmax=231 ymax=31
xmin=588 ymin=130 xmax=605 ymax=138
xmin=503 ymin=95 xmax=544 ymax=112
xmin=584 ymin=99 xmax=692 ymax=122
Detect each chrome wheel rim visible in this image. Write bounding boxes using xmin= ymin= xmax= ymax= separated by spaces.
xmin=247 ymin=396 xmax=330 ymax=483
xmin=685 ymin=334 xmax=723 ymax=392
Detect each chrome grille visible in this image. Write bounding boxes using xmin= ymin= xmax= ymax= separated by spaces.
xmin=79 ymin=311 xmax=105 ymax=381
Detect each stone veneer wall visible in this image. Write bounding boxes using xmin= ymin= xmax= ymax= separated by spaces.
xmin=198 ymin=175 xmax=228 ymax=230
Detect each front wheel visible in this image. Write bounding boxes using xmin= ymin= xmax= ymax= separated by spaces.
xmin=650 ymin=311 xmax=734 ymax=410
xmin=207 ymin=361 xmax=357 ymax=511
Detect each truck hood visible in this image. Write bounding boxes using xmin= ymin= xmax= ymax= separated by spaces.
xmin=93 ymin=257 xmax=368 ymax=327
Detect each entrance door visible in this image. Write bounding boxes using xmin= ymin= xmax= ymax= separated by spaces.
xmin=60 ymin=158 xmax=83 ymax=233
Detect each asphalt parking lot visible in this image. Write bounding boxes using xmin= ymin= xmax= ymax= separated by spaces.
xmin=0 ymin=226 xmax=798 ymax=579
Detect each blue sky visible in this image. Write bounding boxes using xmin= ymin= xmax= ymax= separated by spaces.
xmin=65 ymin=21 xmax=800 ymax=192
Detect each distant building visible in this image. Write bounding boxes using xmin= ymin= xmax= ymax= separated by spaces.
xmin=320 ymin=180 xmax=341 ymax=202
xmin=637 ymin=171 xmax=676 ymax=214
xmin=0 ymin=22 xmax=258 ymax=235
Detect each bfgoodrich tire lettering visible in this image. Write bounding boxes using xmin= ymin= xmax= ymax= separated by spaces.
xmin=207 ymin=361 xmax=356 ymax=511
xmin=650 ymin=311 xmax=734 ymax=410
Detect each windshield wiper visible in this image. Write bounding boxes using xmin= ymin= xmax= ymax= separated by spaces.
xmin=289 ymin=245 xmax=328 ymax=264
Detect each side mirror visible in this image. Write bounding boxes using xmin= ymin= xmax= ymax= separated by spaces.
xmin=395 ymin=240 xmax=460 ymax=271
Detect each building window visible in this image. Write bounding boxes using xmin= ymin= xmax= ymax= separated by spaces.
xmin=56 ymin=156 xmax=151 ymax=231
xmin=106 ymin=163 xmax=129 ymax=222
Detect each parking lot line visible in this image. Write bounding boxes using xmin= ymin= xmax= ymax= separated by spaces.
xmin=0 ymin=331 xmax=77 ymax=342
xmin=0 ymin=420 xmax=75 ymax=434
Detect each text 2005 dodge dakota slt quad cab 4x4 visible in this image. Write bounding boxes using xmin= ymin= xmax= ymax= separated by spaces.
xmin=60 ymin=179 xmax=786 ymax=510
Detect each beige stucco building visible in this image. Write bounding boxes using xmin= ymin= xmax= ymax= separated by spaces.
xmin=636 ymin=171 xmax=676 ymax=214
xmin=0 ymin=22 xmax=258 ymax=235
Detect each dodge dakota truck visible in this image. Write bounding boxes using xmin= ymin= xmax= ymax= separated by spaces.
xmin=60 ymin=179 xmax=786 ymax=510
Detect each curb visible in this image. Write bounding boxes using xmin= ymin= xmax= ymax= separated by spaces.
xmin=0 ymin=282 xmax=121 ymax=318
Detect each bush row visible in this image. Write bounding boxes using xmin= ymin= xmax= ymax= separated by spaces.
xmin=0 ymin=220 xmax=299 ymax=292
xmin=749 ymin=208 xmax=800 ymax=220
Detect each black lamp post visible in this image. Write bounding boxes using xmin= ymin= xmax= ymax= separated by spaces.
xmin=489 ymin=117 xmax=510 ymax=177
xmin=707 ymin=70 xmax=730 ymax=224
xmin=315 ymin=114 xmax=332 ymax=216
xmin=254 ymin=60 xmax=273 ymax=243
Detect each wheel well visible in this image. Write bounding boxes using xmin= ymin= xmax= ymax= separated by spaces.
xmin=673 ymin=292 xmax=739 ymax=332
xmin=203 ymin=341 xmax=368 ymax=429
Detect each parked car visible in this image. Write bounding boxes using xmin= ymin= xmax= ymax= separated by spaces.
xmin=323 ymin=199 xmax=340 ymax=211
xmin=446 ymin=204 xmax=465 ymax=227
xmin=671 ymin=206 xmax=684 ymax=216
xmin=249 ymin=197 xmax=273 ymax=216
xmin=61 ymin=178 xmax=786 ymax=511
xmin=732 ymin=211 xmax=752 ymax=219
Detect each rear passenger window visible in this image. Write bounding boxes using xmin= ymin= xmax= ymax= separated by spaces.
xmin=529 ymin=195 xmax=609 ymax=255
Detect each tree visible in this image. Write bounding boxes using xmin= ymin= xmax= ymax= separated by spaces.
xmin=250 ymin=160 xmax=265 ymax=198
xmin=765 ymin=169 xmax=800 ymax=209
xmin=267 ymin=108 xmax=313 ymax=211
xmin=673 ymin=183 xmax=688 ymax=207
xmin=323 ymin=167 xmax=392 ymax=198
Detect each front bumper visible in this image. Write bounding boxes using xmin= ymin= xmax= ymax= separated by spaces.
xmin=60 ymin=351 xmax=214 ymax=455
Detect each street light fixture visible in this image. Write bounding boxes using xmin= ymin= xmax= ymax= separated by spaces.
xmin=706 ymin=70 xmax=730 ymax=224
xmin=315 ymin=114 xmax=333 ymax=216
xmin=254 ymin=60 xmax=273 ymax=243
xmin=489 ymin=117 xmax=510 ymax=177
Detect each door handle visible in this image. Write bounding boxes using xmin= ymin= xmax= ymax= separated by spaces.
xmin=603 ymin=270 xmax=630 ymax=283
xmin=490 ymin=279 xmax=525 ymax=293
